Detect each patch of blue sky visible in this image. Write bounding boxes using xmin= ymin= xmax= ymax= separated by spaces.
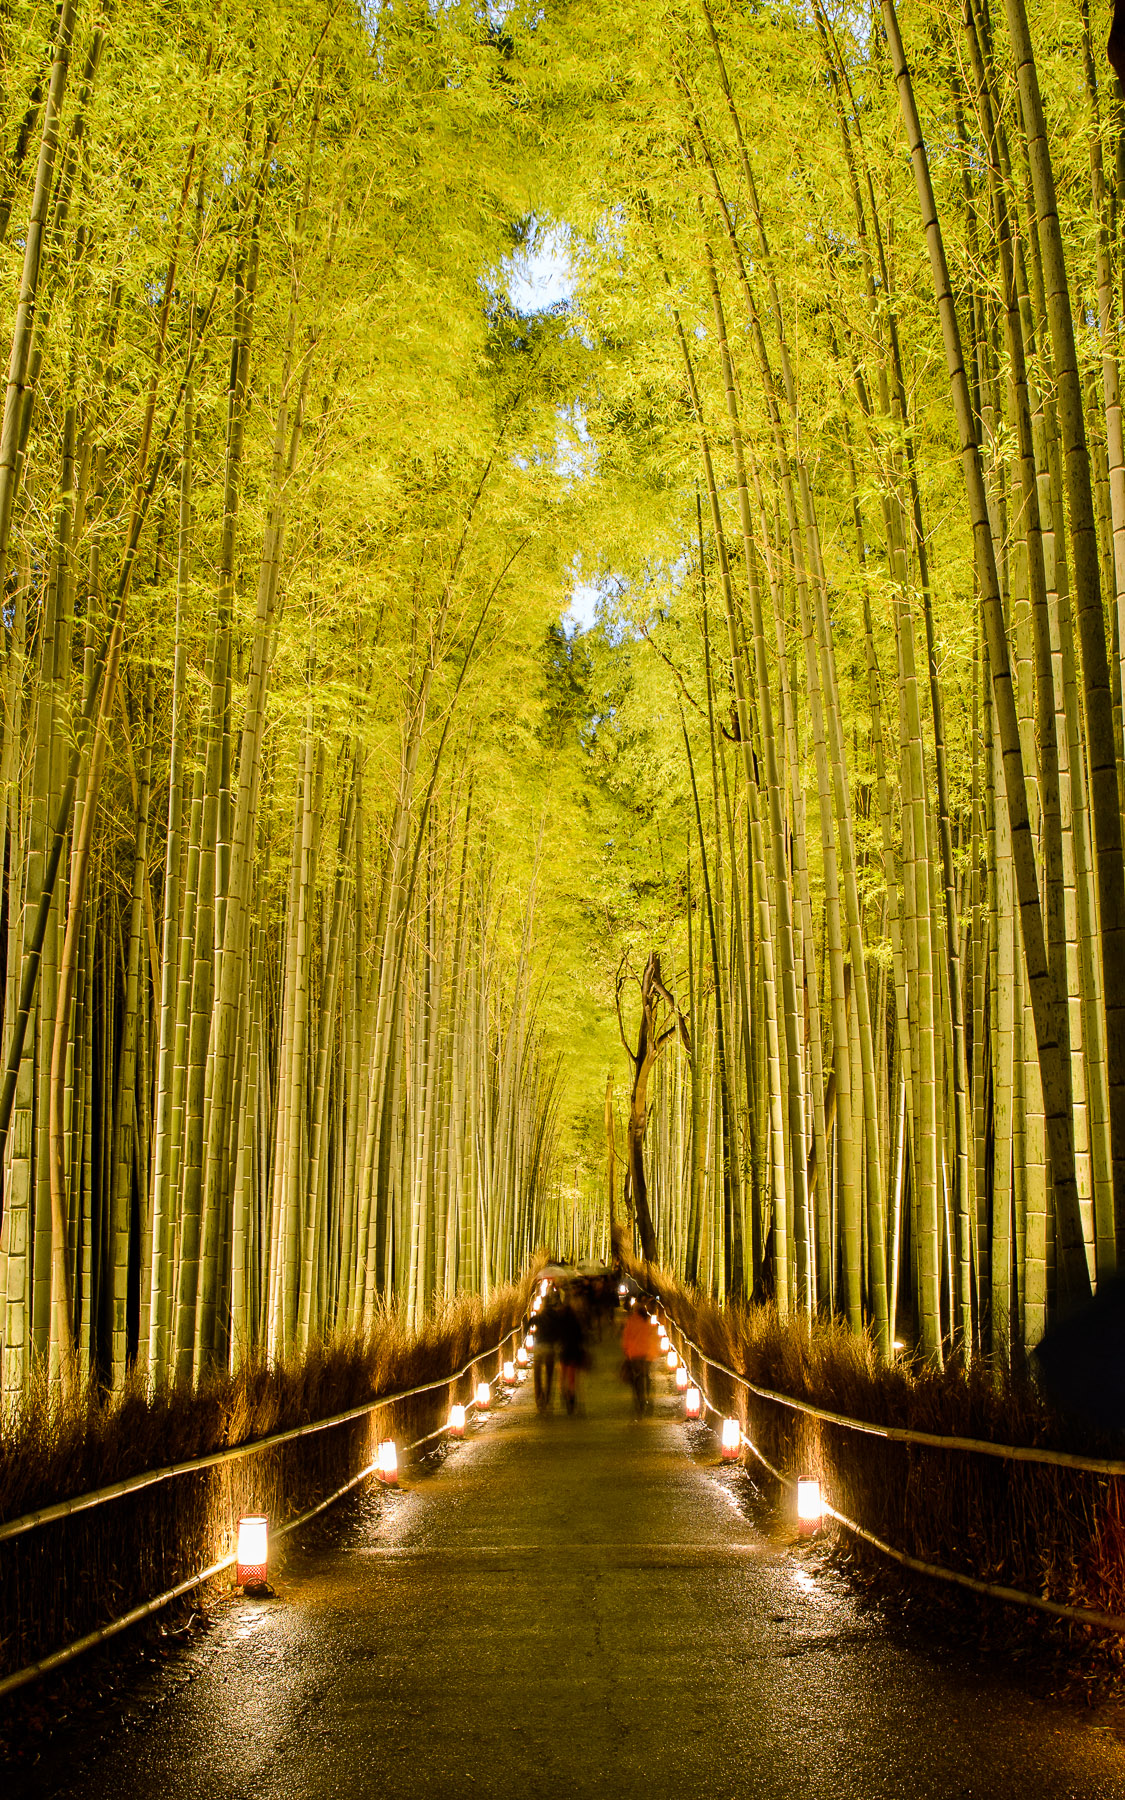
xmin=563 ymin=566 xmax=632 ymax=639
xmin=564 ymin=581 xmax=602 ymax=634
xmin=504 ymin=221 xmax=575 ymax=313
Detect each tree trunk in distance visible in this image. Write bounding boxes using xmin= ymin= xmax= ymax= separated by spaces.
xmin=618 ymin=951 xmax=690 ymax=1265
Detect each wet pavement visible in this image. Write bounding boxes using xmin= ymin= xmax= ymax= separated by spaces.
xmin=8 ymin=1338 xmax=1125 ymax=1798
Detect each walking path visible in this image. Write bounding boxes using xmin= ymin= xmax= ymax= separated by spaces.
xmin=12 ymin=1342 xmax=1125 ymax=1798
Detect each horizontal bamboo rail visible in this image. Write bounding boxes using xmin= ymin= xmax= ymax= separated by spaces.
xmin=662 ymin=1311 xmax=1125 ymax=1639
xmin=659 ymin=1310 xmax=1125 ymax=1474
xmin=0 ymin=1329 xmax=522 ymax=1546
xmin=0 ymin=1329 xmax=523 ymax=1699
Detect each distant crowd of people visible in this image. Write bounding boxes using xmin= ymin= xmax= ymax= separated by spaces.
xmin=527 ymin=1263 xmax=666 ymax=1420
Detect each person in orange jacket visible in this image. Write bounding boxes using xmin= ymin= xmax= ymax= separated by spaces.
xmin=621 ymin=1304 xmax=662 ymax=1419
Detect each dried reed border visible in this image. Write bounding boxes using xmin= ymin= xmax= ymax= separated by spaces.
xmin=672 ymin=1329 xmax=1125 ymax=1473
xmin=0 ymin=1344 xmax=519 ymax=1700
xmin=634 ymin=1268 xmax=1125 ymax=1635
xmin=0 ymin=1332 xmax=522 ymax=1546
xmin=669 ymin=1320 xmax=1125 ymax=1634
xmin=0 ymin=1280 xmax=536 ymax=1687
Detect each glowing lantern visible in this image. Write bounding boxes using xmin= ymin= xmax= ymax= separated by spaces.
xmin=475 ymin=1380 xmax=491 ymax=1411
xmin=685 ymin=1386 xmax=702 ymax=1419
xmin=503 ymin=1360 xmax=515 ymax=1386
xmin=658 ymin=1331 xmax=670 ymax=1352
xmin=236 ymin=1515 xmax=268 ymax=1588
xmin=517 ymin=1346 xmax=529 ymax=1367
xmin=797 ymin=1478 xmax=823 ymax=1532
xmin=539 ymin=1279 xmax=550 ymax=1297
xmin=449 ymin=1403 xmax=466 ymax=1437
xmin=617 ymin=1283 xmax=627 ymax=1297
xmin=720 ymin=1417 xmax=741 ymax=1460
xmin=377 ymin=1440 xmax=398 ymax=1484
xmin=675 ymin=1364 xmax=688 ymax=1391
xmin=666 ymin=1348 xmax=678 ymax=1371
xmin=532 ymin=1297 xmax=543 ymax=1315
xmin=524 ymin=1333 xmax=535 ymax=1350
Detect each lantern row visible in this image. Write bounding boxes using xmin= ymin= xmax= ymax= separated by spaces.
xmin=659 ymin=1313 xmax=825 ymax=1536
xmin=236 ymin=1350 xmax=522 ymax=1588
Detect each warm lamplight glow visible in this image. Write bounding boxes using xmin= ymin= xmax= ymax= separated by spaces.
xmin=449 ymin=1404 xmax=466 ymax=1437
xmin=503 ymin=1360 xmax=515 ymax=1385
xmin=236 ymin=1515 xmax=268 ymax=1587
xmin=658 ymin=1331 xmax=670 ymax=1351
xmin=524 ymin=1333 xmax=535 ymax=1349
xmin=617 ymin=1283 xmax=627 ymax=1297
xmin=475 ymin=1380 xmax=491 ymax=1410
xmin=675 ymin=1364 xmax=688 ymax=1391
xmin=797 ymin=1478 xmax=823 ymax=1528
xmin=532 ymin=1297 xmax=543 ymax=1314
xmin=377 ymin=1440 xmax=398 ymax=1484
xmin=685 ymin=1386 xmax=702 ymax=1419
xmin=720 ymin=1417 xmax=741 ymax=1460
xmin=517 ymin=1346 xmax=529 ymax=1366
xmin=666 ymin=1348 xmax=678 ymax=1370
xmin=540 ymin=1279 xmax=550 ymax=1296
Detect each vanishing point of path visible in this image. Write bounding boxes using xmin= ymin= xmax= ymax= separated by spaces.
xmin=11 ymin=1346 xmax=1125 ymax=1799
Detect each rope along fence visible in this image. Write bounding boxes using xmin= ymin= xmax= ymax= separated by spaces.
xmin=0 ymin=1324 xmax=526 ymax=1698
xmin=656 ymin=1302 xmax=1125 ymax=1639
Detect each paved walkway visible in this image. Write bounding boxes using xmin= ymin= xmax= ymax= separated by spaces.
xmin=13 ymin=1341 xmax=1125 ymax=1798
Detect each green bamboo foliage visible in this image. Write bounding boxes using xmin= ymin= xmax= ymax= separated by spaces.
xmin=572 ymin=0 xmax=1125 ymax=1366
xmin=5 ymin=0 xmax=1125 ymax=1397
xmin=0 ymin=0 xmax=569 ymax=1404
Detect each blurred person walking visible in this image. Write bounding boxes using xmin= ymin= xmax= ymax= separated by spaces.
xmin=534 ymin=1292 xmax=563 ymax=1413
xmin=621 ymin=1304 xmax=662 ymax=1419
xmin=556 ymin=1297 xmax=589 ymax=1416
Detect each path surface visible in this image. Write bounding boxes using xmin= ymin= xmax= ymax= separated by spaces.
xmin=11 ymin=1341 xmax=1125 ymax=1798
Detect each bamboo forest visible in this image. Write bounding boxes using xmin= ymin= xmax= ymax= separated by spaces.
xmin=1 ymin=0 xmax=1124 ymax=1408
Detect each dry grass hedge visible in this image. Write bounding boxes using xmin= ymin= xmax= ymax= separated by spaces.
xmin=638 ymin=1262 xmax=1125 ymax=1626
xmin=0 ymin=1275 xmax=534 ymax=1681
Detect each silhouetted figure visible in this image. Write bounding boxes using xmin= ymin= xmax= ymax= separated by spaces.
xmin=593 ymin=1269 xmax=617 ymax=1338
xmin=1034 ymin=1278 xmax=1125 ymax=1431
xmin=556 ymin=1299 xmax=588 ymax=1416
xmin=534 ymin=1293 xmax=563 ymax=1413
xmin=621 ymin=1305 xmax=662 ymax=1419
